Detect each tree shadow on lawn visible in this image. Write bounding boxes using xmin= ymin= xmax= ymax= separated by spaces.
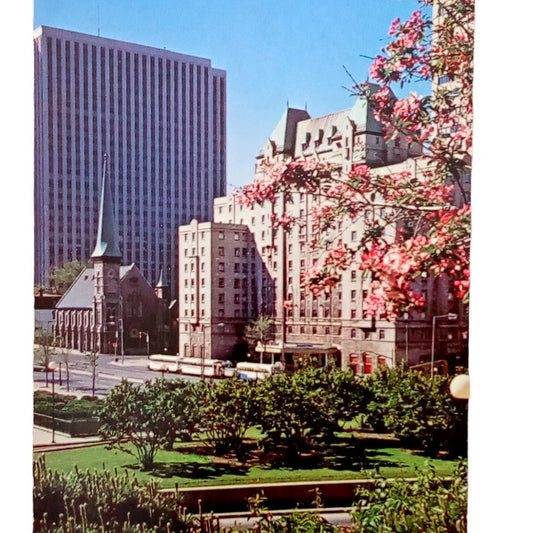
xmin=254 ymin=435 xmax=402 ymax=472
xmin=146 ymin=434 xmax=407 ymax=477
xmin=150 ymin=460 xmax=249 ymax=480
xmin=320 ymin=437 xmax=401 ymax=471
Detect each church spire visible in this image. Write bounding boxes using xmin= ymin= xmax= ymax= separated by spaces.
xmin=156 ymin=267 xmax=168 ymax=289
xmin=91 ymin=154 xmax=121 ymax=260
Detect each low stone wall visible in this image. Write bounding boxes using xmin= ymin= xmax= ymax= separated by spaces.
xmin=165 ymin=479 xmax=390 ymax=513
xmin=34 ymin=413 xmax=101 ymax=437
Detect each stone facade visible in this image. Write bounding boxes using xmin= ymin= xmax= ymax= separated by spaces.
xmin=176 ymin=91 xmax=467 ymax=372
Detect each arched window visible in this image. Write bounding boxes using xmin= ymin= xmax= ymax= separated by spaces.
xmin=349 ymin=353 xmax=358 ymax=373
xmin=363 ymin=353 xmax=372 ymax=374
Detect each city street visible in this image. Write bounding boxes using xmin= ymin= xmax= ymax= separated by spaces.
xmin=33 ymin=351 xmax=199 ymax=397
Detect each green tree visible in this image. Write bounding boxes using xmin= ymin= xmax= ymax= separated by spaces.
xmin=98 ymin=380 xmax=178 ymax=470
xmin=156 ymin=379 xmax=203 ymax=449
xmin=363 ymin=366 xmax=467 ymax=457
xmin=85 ymin=348 xmax=99 ymax=398
xmin=48 ymin=260 xmax=87 ymax=294
xmin=198 ymin=378 xmax=259 ymax=459
xmin=57 ymin=345 xmax=71 ymax=392
xmin=34 ymin=330 xmax=57 ymax=387
xmin=255 ymin=363 xmax=366 ymax=464
xmin=244 ymin=315 xmax=275 ymax=362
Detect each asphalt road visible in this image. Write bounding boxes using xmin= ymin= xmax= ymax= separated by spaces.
xmin=34 ymin=352 xmax=200 ymax=396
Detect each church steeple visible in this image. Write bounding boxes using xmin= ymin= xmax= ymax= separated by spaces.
xmin=156 ymin=268 xmax=168 ymax=289
xmin=155 ymin=267 xmax=169 ymax=301
xmin=91 ymin=154 xmax=121 ymax=260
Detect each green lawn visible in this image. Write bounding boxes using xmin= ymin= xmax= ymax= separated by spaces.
xmin=35 ymin=436 xmax=460 ymax=489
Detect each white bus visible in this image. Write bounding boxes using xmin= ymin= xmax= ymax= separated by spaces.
xmin=148 ymin=354 xmax=180 ymax=373
xmin=177 ymin=356 xmax=225 ymax=378
xmin=235 ymin=361 xmax=285 ymax=381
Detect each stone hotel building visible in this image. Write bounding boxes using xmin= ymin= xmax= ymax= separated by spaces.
xmin=178 ymin=90 xmax=468 ymax=372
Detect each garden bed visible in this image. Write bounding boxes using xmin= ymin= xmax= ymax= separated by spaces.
xmin=34 ymin=390 xmax=103 ymax=436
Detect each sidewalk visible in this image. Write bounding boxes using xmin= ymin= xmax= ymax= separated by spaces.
xmin=33 ymin=379 xmax=105 ymax=399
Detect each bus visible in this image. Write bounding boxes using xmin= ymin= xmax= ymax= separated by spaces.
xmin=235 ymin=361 xmax=285 ymax=381
xmin=148 ymin=354 xmax=180 ymax=373
xmin=254 ymin=343 xmax=340 ymax=371
xmin=176 ymin=356 xmax=225 ymax=378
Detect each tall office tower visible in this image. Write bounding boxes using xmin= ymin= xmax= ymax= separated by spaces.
xmin=34 ymin=26 xmax=226 ymax=294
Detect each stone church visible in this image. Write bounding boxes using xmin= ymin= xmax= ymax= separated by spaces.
xmin=54 ymin=155 xmax=171 ymax=355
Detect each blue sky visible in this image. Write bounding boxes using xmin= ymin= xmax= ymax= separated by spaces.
xmin=33 ymin=0 xmax=426 ymax=188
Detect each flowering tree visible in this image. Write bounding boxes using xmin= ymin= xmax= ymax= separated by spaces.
xmin=238 ymin=0 xmax=473 ymax=320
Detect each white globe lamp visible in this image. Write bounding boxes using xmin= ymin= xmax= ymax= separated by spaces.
xmin=449 ymin=374 xmax=470 ymax=400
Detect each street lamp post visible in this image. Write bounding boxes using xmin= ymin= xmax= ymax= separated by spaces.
xmin=201 ymin=325 xmax=206 ymax=382
xmin=431 ymin=313 xmax=458 ymax=378
xmin=114 ymin=330 xmax=118 ymax=361
xmin=119 ymin=318 xmax=124 ymax=364
xmin=48 ymin=362 xmax=57 ymax=444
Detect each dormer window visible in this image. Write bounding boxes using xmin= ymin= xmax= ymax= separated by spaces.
xmin=302 ymin=132 xmax=311 ymax=150
xmin=327 ymin=125 xmax=337 ymax=142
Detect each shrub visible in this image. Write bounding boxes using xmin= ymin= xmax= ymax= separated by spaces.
xmin=196 ymin=378 xmax=259 ymax=459
xmin=247 ymin=489 xmax=338 ymax=533
xmin=363 ymin=366 xmax=467 ymax=457
xmin=33 ymin=455 xmax=197 ymax=532
xmin=98 ymin=380 xmax=174 ymax=470
xmin=255 ymin=362 xmax=367 ymax=464
xmin=351 ymin=461 xmax=468 ymax=533
xmin=34 ymin=392 xmax=103 ymax=419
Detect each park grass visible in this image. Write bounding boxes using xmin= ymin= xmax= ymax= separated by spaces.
xmin=35 ymin=437 xmax=460 ymax=489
